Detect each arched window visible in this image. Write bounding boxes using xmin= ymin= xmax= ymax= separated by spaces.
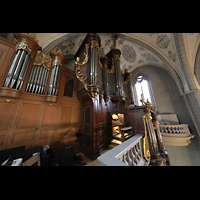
xmin=133 ymin=74 xmax=156 ymax=107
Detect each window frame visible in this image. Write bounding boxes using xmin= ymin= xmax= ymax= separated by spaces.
xmin=132 ymin=73 xmax=156 ymax=107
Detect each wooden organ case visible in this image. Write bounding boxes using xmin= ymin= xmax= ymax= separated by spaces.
xmin=74 ymin=33 xmax=133 ymax=160
xmin=0 ymin=34 xmax=83 ymax=162
xmin=75 ymin=33 xmax=110 ymax=160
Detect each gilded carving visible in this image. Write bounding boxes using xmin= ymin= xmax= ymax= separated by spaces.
xmin=16 ymin=41 xmax=34 ymax=57
xmin=90 ymin=39 xmax=99 ymax=50
xmin=33 ymin=53 xmax=52 ymax=71
xmin=142 ymin=115 xmax=151 ymax=162
xmin=75 ymin=44 xmax=89 ymax=91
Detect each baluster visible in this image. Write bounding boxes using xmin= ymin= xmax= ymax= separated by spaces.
xmin=127 ymin=150 xmax=133 ymax=166
xmin=130 ymin=148 xmax=135 ymax=166
xmin=122 ymin=154 xmax=129 ymax=165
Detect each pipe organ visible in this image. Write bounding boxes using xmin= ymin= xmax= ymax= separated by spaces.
xmin=74 ymin=33 xmax=133 ymax=160
xmin=47 ymin=51 xmax=66 ymax=97
xmin=26 ymin=53 xmax=51 ymax=95
xmin=113 ymin=49 xmax=123 ymax=96
xmin=2 ymin=33 xmax=42 ymax=95
xmin=0 ymin=33 xmax=168 ymax=165
xmin=0 ymin=33 xmax=66 ymax=104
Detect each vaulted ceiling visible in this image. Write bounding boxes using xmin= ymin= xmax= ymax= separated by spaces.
xmin=33 ymin=33 xmax=200 ymax=75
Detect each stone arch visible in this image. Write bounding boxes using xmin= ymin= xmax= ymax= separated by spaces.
xmin=123 ymin=35 xmax=186 ymax=95
xmin=194 ymin=44 xmax=200 ymax=85
xmin=42 ymin=33 xmax=185 ymax=94
xmin=41 ymin=33 xmax=86 ymax=54
xmin=131 ymin=65 xmax=195 ymax=133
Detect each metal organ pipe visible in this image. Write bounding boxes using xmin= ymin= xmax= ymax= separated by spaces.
xmin=4 ymin=50 xmax=30 ymax=90
xmin=47 ymin=50 xmax=66 ymax=96
xmin=26 ymin=65 xmax=50 ymax=95
xmin=3 ymin=33 xmax=42 ymax=92
xmin=113 ymin=49 xmax=123 ymax=96
xmin=25 ymin=52 xmax=52 ymax=95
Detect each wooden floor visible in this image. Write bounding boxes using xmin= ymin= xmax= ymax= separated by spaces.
xmin=52 ymin=139 xmax=122 ymax=166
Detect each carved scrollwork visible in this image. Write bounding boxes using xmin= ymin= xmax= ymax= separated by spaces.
xmin=75 ymin=44 xmax=89 ymax=91
xmin=16 ymin=41 xmax=34 ymax=57
xmin=33 ymin=53 xmax=52 ymax=71
xmin=142 ymin=115 xmax=151 ymax=162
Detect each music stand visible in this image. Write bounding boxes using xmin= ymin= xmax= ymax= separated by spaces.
xmin=75 ymin=133 xmax=89 ymax=166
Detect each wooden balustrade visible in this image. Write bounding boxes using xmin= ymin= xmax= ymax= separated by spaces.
xmin=159 ymin=124 xmax=194 ymax=146
xmin=97 ymin=134 xmax=149 ymax=166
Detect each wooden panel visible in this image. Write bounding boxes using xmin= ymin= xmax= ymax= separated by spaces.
xmin=39 ymin=129 xmax=55 ymax=139
xmin=129 ymin=108 xmax=145 ymax=135
xmin=0 ymin=101 xmax=16 ymax=130
xmin=0 ymin=37 xmax=15 ymax=86
xmin=12 ymin=131 xmax=35 ymax=143
xmin=17 ymin=103 xmax=41 ymax=128
xmin=61 ymin=106 xmax=72 ymax=124
xmin=42 ymin=105 xmax=58 ymax=126
xmin=0 ymin=135 xmax=5 ymax=146
xmin=72 ymin=107 xmax=83 ymax=124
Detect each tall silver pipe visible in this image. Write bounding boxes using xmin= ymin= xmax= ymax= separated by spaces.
xmin=48 ymin=65 xmax=56 ymax=95
xmin=38 ymin=67 xmax=45 ymax=94
xmin=115 ymin=59 xmax=123 ymax=96
xmin=53 ymin=65 xmax=59 ymax=95
xmin=43 ymin=70 xmax=49 ymax=94
xmin=16 ymin=53 xmax=30 ymax=90
xmin=35 ymin=66 xmax=43 ymax=93
xmin=90 ymin=47 xmax=98 ymax=85
xmin=55 ymin=67 xmax=61 ymax=96
xmin=4 ymin=50 xmax=22 ymax=88
xmin=147 ymin=121 xmax=155 ymax=154
xmin=32 ymin=65 xmax=40 ymax=92
xmin=28 ymin=65 xmax=37 ymax=92
xmin=156 ymin=127 xmax=164 ymax=150
xmin=10 ymin=50 xmax=26 ymax=88
xmin=41 ymin=69 xmax=48 ymax=94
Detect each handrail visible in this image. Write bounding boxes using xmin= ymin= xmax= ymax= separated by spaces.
xmin=97 ymin=134 xmax=149 ymax=166
xmin=159 ymin=124 xmax=194 ymax=146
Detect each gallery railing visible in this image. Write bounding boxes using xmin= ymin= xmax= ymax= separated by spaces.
xmin=159 ymin=124 xmax=194 ymax=146
xmin=97 ymin=134 xmax=149 ymax=166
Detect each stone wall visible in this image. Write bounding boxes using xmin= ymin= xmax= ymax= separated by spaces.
xmin=132 ymin=65 xmax=195 ymax=134
xmin=131 ymin=65 xmax=200 ymax=166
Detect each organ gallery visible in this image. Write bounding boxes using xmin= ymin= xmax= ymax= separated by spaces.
xmin=0 ymin=33 xmax=199 ymax=166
